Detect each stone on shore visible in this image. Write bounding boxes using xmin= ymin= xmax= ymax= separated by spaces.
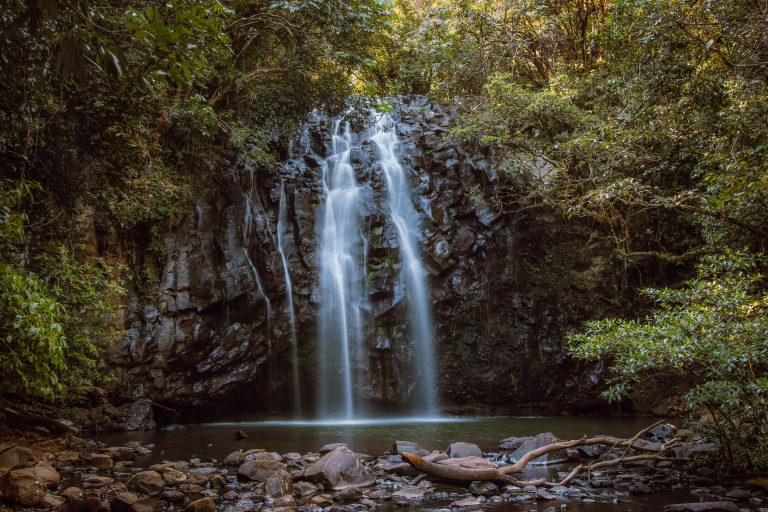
xmin=304 ymin=446 xmax=375 ymax=490
xmin=0 ymin=466 xmax=60 ymax=506
xmin=184 ymin=497 xmax=216 ymax=512
xmin=236 ymin=459 xmax=293 ymax=497
xmin=447 ymin=442 xmax=483 ymax=458
xmin=126 ymin=471 xmax=164 ymax=497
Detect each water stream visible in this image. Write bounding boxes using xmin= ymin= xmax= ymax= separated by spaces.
xmin=277 ymin=180 xmax=302 ymax=417
xmin=315 ymin=114 xmax=439 ymax=420
xmin=316 ymin=120 xmax=368 ymax=420
xmin=371 ymin=115 xmax=439 ymax=416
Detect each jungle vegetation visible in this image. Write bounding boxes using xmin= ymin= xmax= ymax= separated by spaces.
xmin=0 ymin=0 xmax=766 ymax=471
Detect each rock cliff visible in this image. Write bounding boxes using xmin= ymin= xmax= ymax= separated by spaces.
xmin=103 ymin=98 xmax=616 ymax=418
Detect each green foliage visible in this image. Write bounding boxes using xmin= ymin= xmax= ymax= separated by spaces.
xmin=0 ymin=263 xmax=67 ymax=399
xmin=570 ymin=253 xmax=768 ymax=472
xmin=37 ymin=247 xmax=125 ymax=395
xmin=0 ymin=181 xmax=124 ymax=400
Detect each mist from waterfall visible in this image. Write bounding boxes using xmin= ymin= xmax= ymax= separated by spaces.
xmin=316 ymin=120 xmax=368 ymax=420
xmin=371 ymin=115 xmax=439 ymax=416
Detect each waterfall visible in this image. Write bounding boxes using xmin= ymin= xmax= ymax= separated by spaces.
xmin=314 ymin=112 xmax=439 ymax=420
xmin=277 ymin=180 xmax=302 ymax=417
xmin=316 ymin=120 xmax=368 ymax=420
xmin=371 ymin=115 xmax=439 ymax=416
xmin=243 ymin=189 xmax=272 ymax=321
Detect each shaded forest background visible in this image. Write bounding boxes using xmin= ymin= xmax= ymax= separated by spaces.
xmin=0 ymin=0 xmax=766 ymax=471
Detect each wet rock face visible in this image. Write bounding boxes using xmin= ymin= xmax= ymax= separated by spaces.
xmin=103 ymin=97 xmax=613 ymax=416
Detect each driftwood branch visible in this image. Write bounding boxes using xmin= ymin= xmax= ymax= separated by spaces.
xmin=401 ymin=421 xmax=690 ymax=488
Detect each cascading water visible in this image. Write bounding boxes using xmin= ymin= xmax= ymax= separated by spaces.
xmin=315 ymin=112 xmax=439 ymax=420
xmin=243 ymin=187 xmax=272 ymax=322
xmin=316 ymin=120 xmax=368 ymax=420
xmin=371 ymin=115 xmax=439 ymax=416
xmin=277 ymin=180 xmax=302 ymax=417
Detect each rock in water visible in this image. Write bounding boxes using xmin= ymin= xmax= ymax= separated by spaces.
xmin=235 ymin=430 xmax=248 ymax=440
xmin=319 ymin=442 xmax=348 ymax=454
xmin=447 ymin=442 xmax=483 ymax=458
xmin=304 ymin=446 xmax=375 ymax=490
xmin=393 ymin=440 xmax=429 ymax=456
xmin=510 ymin=433 xmax=568 ymax=465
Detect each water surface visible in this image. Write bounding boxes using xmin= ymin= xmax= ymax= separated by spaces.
xmin=95 ymin=415 xmax=657 ymax=464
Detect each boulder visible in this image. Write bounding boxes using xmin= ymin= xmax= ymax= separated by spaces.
xmin=272 ymin=495 xmax=296 ymax=508
xmin=244 ymin=451 xmax=282 ymax=462
xmin=126 ymin=471 xmax=164 ymax=497
xmin=663 ymin=503 xmax=739 ymax=512
xmin=310 ymin=494 xmax=333 ymax=507
xmin=117 ymin=402 xmax=156 ymax=431
xmin=89 ymin=453 xmax=114 ymax=470
xmin=1 ymin=465 xmax=59 ymax=505
xmin=393 ymin=440 xmax=429 ymax=456
xmin=61 ymin=487 xmax=109 ymax=512
xmin=237 ymin=459 xmax=286 ymax=481
xmin=155 ymin=465 xmax=187 ymax=484
xmin=303 ymin=446 xmax=375 ymax=490
xmin=392 ymin=487 xmax=430 ymax=499
xmin=237 ymin=459 xmax=293 ymax=497
xmin=648 ymin=423 xmax=677 ymax=440
xmin=293 ymin=481 xmax=318 ymax=497
xmin=451 ymin=496 xmax=481 ymax=508
xmin=500 ymin=436 xmax=532 ymax=451
xmin=0 ymin=446 xmax=34 ymax=471
xmin=447 ymin=442 xmax=483 ymax=458
xmin=468 ymin=481 xmax=498 ymax=496
xmin=333 ymin=487 xmax=363 ymax=502
xmin=130 ymin=497 xmax=166 ymax=512
xmin=224 ymin=451 xmax=244 ymax=465
xmin=319 ymin=442 xmax=348 ymax=454
xmin=109 ymin=490 xmax=140 ymax=512
xmin=509 ymin=433 xmax=568 ymax=465
xmin=0 ymin=467 xmax=52 ymax=506
xmin=160 ymin=490 xmax=185 ymax=502
xmin=265 ymin=471 xmax=293 ymax=498
xmin=184 ymin=497 xmax=216 ymax=512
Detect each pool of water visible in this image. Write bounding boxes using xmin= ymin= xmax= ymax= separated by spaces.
xmin=94 ymin=415 xmax=658 ymax=464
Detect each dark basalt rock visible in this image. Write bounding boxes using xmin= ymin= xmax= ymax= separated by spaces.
xmin=99 ymin=97 xmax=616 ymax=418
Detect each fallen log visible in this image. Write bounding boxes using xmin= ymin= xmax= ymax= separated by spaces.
xmin=401 ymin=421 xmax=690 ymax=488
xmin=400 ymin=452 xmax=516 ymax=484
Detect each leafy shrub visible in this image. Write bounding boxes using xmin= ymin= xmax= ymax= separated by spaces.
xmin=570 ymin=252 xmax=768 ymax=472
xmin=0 ymin=180 xmax=124 ymax=400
